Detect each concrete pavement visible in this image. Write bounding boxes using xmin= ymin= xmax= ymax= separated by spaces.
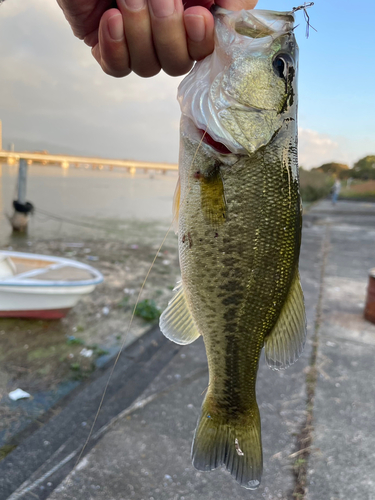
xmin=2 ymin=200 xmax=375 ymax=500
xmin=307 ymin=201 xmax=375 ymax=500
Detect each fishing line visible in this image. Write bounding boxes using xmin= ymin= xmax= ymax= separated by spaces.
xmin=75 ymin=220 xmax=174 ymax=466
xmin=250 ymin=2 xmax=316 ymax=42
xmin=76 ymin=128 xmax=208 ymax=466
xmin=292 ymin=2 xmax=316 ymax=38
xmin=75 ymin=4 xmax=314 ymax=480
xmin=292 ymin=2 xmax=315 ymax=12
xmin=251 ymin=2 xmax=315 ymax=42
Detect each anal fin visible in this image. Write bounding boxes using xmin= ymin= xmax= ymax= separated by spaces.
xmin=159 ymin=282 xmax=200 ymax=345
xmin=264 ymin=272 xmax=306 ymax=370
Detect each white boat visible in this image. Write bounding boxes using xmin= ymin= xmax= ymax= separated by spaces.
xmin=0 ymin=250 xmax=103 ymax=319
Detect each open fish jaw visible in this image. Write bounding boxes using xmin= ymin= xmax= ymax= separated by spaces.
xmin=178 ymin=8 xmax=298 ymax=157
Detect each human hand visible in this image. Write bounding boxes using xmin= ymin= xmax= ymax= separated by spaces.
xmin=57 ymin=0 xmax=258 ymax=78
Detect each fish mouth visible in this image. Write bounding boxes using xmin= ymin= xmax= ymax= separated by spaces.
xmin=198 ymin=129 xmax=233 ymax=155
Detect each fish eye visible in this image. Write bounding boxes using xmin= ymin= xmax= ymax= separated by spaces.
xmin=273 ymin=54 xmax=293 ymax=79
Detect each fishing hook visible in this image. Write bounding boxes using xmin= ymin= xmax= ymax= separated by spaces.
xmin=292 ymin=2 xmax=317 ymax=38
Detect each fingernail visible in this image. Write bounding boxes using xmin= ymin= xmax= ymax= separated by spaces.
xmin=185 ymin=14 xmax=206 ymax=43
xmin=149 ymin=0 xmax=175 ymax=18
xmin=107 ymin=13 xmax=124 ymax=41
xmin=123 ymin=0 xmax=146 ymax=12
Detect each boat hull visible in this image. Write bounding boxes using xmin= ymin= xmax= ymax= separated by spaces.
xmin=0 ymin=250 xmax=103 ymax=320
xmin=0 ymin=308 xmax=71 ymax=319
xmin=0 ymin=285 xmax=95 ymax=319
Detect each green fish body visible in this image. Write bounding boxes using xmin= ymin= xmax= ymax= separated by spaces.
xmin=160 ymin=8 xmax=306 ymax=490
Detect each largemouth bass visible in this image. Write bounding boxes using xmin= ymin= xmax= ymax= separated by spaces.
xmin=160 ymin=7 xmax=306 ymax=490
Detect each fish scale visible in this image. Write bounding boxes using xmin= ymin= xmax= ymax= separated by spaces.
xmin=180 ymin=134 xmax=301 ymax=406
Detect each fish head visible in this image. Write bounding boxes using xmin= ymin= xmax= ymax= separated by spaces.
xmin=178 ymin=8 xmax=299 ymax=155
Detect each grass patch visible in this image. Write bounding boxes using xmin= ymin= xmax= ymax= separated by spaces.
xmin=66 ymin=336 xmax=85 ymax=346
xmin=27 ymin=346 xmax=57 ymax=361
xmin=135 ymin=299 xmax=161 ymax=322
xmin=117 ymin=296 xmax=130 ymax=308
xmin=89 ymin=344 xmax=109 ymax=357
xmin=69 ymin=362 xmax=95 ymax=381
xmin=340 ymin=180 xmax=375 ymax=202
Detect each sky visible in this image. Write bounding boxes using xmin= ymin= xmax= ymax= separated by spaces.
xmin=0 ymin=0 xmax=374 ymax=169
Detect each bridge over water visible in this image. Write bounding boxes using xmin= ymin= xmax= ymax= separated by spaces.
xmin=0 ymin=150 xmax=178 ymax=173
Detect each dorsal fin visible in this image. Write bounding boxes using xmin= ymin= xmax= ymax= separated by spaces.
xmin=264 ymin=272 xmax=306 ymax=370
xmin=159 ymin=282 xmax=200 ymax=345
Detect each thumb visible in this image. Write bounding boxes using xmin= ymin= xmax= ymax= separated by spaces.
xmin=214 ymin=0 xmax=258 ymax=10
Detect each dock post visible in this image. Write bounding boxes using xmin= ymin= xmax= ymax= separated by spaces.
xmin=18 ymin=159 xmax=27 ymax=205
xmin=9 ymin=159 xmax=34 ymax=232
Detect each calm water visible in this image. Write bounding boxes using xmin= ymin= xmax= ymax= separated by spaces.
xmin=0 ymin=163 xmax=178 ymax=246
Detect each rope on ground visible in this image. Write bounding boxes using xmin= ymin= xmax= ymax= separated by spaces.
xmin=33 ymin=207 xmax=115 ymax=232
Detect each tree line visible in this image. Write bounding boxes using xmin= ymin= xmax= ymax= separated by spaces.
xmin=309 ymin=156 xmax=375 ymax=180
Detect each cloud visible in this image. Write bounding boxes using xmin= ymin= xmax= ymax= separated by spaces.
xmin=298 ymin=129 xmax=340 ymax=169
xmin=298 ymin=128 xmax=375 ymax=170
xmin=1 ymin=0 xmax=373 ymax=168
xmin=0 ymin=0 xmax=184 ymax=163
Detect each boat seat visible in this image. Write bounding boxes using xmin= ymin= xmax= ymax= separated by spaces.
xmin=0 ymin=256 xmax=17 ymax=279
xmin=30 ymin=266 xmax=94 ymax=281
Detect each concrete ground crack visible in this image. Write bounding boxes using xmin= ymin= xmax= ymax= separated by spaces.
xmin=291 ymin=224 xmax=331 ymax=499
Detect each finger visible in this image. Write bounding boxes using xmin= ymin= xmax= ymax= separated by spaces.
xmin=57 ymin=0 xmax=114 ymax=39
xmin=84 ymin=30 xmax=99 ymax=48
xmin=215 ymin=0 xmax=258 ymax=10
xmin=98 ymin=9 xmax=132 ymax=77
xmin=116 ymin=0 xmax=161 ymax=78
xmin=149 ymin=0 xmax=193 ymax=77
xmin=91 ymin=43 xmax=101 ymax=65
xmin=184 ymin=6 xmax=214 ymax=61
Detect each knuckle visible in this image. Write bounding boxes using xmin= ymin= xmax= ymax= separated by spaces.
xmin=191 ymin=50 xmax=209 ymax=62
xmin=102 ymin=61 xmax=131 ymax=78
xmin=134 ymin=64 xmax=161 ymax=78
xmin=164 ymin=60 xmax=193 ymax=77
xmin=188 ymin=41 xmax=214 ymax=62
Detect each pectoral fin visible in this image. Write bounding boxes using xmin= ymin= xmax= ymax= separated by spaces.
xmin=264 ymin=273 xmax=306 ymax=370
xmin=200 ymin=170 xmax=226 ymax=228
xmin=159 ymin=282 xmax=200 ymax=345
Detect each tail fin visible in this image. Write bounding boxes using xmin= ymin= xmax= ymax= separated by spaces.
xmin=191 ymin=399 xmax=263 ymax=489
